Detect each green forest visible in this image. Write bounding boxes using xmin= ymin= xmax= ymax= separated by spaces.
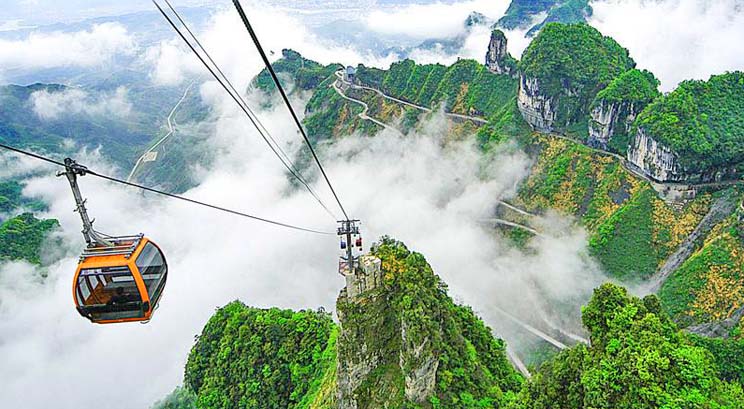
xmin=157 ymin=239 xmax=744 ymax=408
xmin=635 ymin=72 xmax=744 ymax=173
xmin=519 ymin=23 xmax=636 ymax=132
xmin=0 ymin=213 xmax=58 ymax=265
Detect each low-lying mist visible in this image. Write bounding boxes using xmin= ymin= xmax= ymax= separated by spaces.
xmin=0 ymin=83 xmax=606 ymax=407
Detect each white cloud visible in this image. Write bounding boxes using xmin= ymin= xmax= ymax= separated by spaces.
xmin=0 ymin=23 xmax=136 ymax=74
xmin=590 ymin=0 xmax=744 ymax=91
xmin=0 ymin=83 xmax=605 ymax=407
xmin=365 ymin=0 xmax=509 ymax=40
xmin=30 ymin=86 xmax=133 ymax=120
xmin=145 ymin=3 xmax=400 ymax=87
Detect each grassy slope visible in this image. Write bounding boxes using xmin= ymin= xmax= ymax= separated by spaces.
xmin=660 ymin=210 xmax=744 ymax=326
xmin=515 ymin=134 xmax=711 ymax=281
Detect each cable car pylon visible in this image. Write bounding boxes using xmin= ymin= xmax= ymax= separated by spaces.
xmin=338 ymin=219 xmax=362 ymax=276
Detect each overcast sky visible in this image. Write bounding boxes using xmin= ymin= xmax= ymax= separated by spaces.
xmin=0 ymin=0 xmax=215 ymax=26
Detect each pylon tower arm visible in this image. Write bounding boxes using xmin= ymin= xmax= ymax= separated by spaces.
xmin=57 ymin=158 xmax=112 ymax=248
xmin=338 ymin=219 xmax=361 ymax=275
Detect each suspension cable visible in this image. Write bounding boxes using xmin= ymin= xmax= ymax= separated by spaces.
xmin=152 ymin=0 xmax=338 ymax=221
xmin=163 ymin=0 xmax=293 ymax=170
xmin=162 ymin=0 xmax=315 ymax=201
xmin=0 ymin=142 xmax=334 ymax=235
xmin=232 ymin=0 xmax=350 ymax=221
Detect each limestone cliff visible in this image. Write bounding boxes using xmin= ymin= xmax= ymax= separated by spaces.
xmin=335 ymin=238 xmax=522 ymax=408
xmin=627 ymin=127 xmax=739 ymax=183
xmin=627 ymin=128 xmax=685 ymax=182
xmin=587 ymin=69 xmax=660 ymax=152
xmin=587 ymin=100 xmax=641 ymax=150
xmin=516 ymin=74 xmax=558 ymax=132
xmin=517 ymin=23 xmax=635 ymax=134
xmin=485 ymin=29 xmax=516 ymax=77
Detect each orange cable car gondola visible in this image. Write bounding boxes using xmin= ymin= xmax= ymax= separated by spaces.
xmin=59 ymin=158 xmax=168 ymax=324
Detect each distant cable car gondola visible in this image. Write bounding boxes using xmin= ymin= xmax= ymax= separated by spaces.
xmin=59 ymin=158 xmax=168 ymax=324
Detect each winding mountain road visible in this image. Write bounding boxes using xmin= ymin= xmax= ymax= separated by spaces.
xmin=330 ymin=78 xmax=398 ymax=133
xmin=643 ymin=194 xmax=739 ymax=293
xmin=127 ymin=82 xmax=194 ymax=183
xmin=335 ymin=70 xmax=487 ymax=125
xmin=479 ymin=218 xmax=541 ymax=236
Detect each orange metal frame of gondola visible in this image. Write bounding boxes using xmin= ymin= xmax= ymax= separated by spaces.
xmin=72 ymin=236 xmax=158 ymax=324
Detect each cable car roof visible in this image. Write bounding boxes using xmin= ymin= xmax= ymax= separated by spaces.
xmin=79 ymin=234 xmax=144 ymax=262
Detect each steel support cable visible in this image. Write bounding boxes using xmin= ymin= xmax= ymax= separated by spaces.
xmin=152 ymin=0 xmax=338 ymax=221
xmin=161 ymin=0 xmax=324 ymax=214
xmin=0 ymin=142 xmax=334 ymax=235
xmin=232 ymin=0 xmax=350 ymax=221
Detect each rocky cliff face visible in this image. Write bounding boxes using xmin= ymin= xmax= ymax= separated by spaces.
xmin=335 ymin=239 xmax=522 ymax=408
xmin=517 ymin=75 xmax=558 ymax=132
xmin=588 ymin=100 xmax=639 ymax=150
xmin=627 ymin=127 xmax=740 ymax=183
xmin=336 ymin=254 xmax=439 ymax=408
xmin=627 ymin=128 xmax=684 ymax=182
xmin=485 ymin=29 xmax=516 ymax=76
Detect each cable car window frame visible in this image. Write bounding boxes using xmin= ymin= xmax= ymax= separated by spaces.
xmin=135 ymin=242 xmax=167 ymax=304
xmin=76 ymin=265 xmax=146 ymax=321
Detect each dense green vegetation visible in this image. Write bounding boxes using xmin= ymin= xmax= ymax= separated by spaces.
xmin=151 ymin=387 xmax=197 ymax=409
xmin=509 ymin=283 xmax=744 ymax=408
xmin=635 ymin=71 xmax=744 ymax=173
xmin=184 ymin=303 xmax=336 ymax=409
xmin=590 ymin=69 xmax=661 ymax=152
xmin=589 ymin=189 xmax=658 ymax=281
xmin=0 ymin=213 xmax=58 ymax=265
xmin=336 ymin=238 xmax=523 ymax=408
xmin=476 ymin=97 xmax=532 ymax=148
xmin=593 ymin=69 xmax=660 ymax=105
xmin=254 ymin=49 xmax=340 ymax=94
xmin=0 ymin=181 xmax=46 ymax=214
xmin=357 ymin=59 xmax=518 ymax=118
xmin=689 ymin=334 xmax=744 ymax=385
xmin=659 ymin=214 xmax=744 ymax=327
xmin=519 ymin=23 xmax=635 ymax=132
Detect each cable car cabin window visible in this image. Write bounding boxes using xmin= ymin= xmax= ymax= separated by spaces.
xmin=76 ymin=266 xmax=144 ymax=321
xmin=136 ymin=242 xmax=167 ymax=303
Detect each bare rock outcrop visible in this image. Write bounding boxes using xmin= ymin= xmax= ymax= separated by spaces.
xmin=517 ymin=75 xmax=557 ymax=132
xmin=588 ymin=100 xmax=641 ymax=150
xmin=627 ymin=128 xmax=685 ymax=182
xmin=485 ymin=29 xmax=516 ymax=76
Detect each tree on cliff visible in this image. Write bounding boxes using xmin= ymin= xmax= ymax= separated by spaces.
xmin=509 ymin=283 xmax=744 ymax=408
